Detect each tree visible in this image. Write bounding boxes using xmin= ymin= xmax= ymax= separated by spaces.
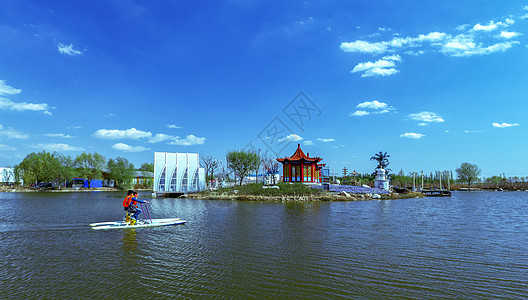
xmin=251 ymin=149 xmax=261 ymax=184
xmin=215 ymin=161 xmax=230 ymax=183
xmin=262 ymin=156 xmax=280 ymax=185
xmin=370 ymin=151 xmax=391 ymax=173
xmin=107 ymin=157 xmax=136 ymax=189
xmin=226 ymin=150 xmax=260 ymax=185
xmin=13 ymin=165 xmax=22 ymax=186
xmin=54 ymin=153 xmax=76 ymax=187
xmin=75 ymin=152 xmax=106 ymax=188
xmin=16 ymin=151 xmax=61 ymax=186
xmin=456 ymin=162 xmax=481 ymax=189
xmin=139 ymin=162 xmax=154 ymax=172
xmin=201 ymin=155 xmax=219 ymax=186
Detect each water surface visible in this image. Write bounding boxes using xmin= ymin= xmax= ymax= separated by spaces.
xmin=1 ymin=191 xmax=527 ymax=298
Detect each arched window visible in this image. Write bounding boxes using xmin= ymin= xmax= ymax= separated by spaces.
xmin=158 ymin=166 xmax=166 ymax=191
xmin=181 ymin=167 xmax=188 ymax=192
xmin=191 ymin=168 xmax=199 ymax=191
xmin=170 ymin=167 xmax=178 ymax=191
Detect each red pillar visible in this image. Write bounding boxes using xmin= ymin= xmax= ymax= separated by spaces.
xmin=300 ymin=162 xmax=304 ymax=182
xmin=289 ymin=163 xmax=292 ymax=182
xmin=311 ymin=164 xmax=315 ymax=182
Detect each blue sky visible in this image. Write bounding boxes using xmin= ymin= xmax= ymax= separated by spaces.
xmin=1 ymin=0 xmax=527 ymax=178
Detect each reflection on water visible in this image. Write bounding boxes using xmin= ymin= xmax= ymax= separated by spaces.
xmin=121 ymin=228 xmax=137 ymax=254
xmin=1 ymin=191 xmax=527 ymax=298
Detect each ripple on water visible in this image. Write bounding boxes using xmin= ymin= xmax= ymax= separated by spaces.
xmin=2 ymin=192 xmax=528 ymax=298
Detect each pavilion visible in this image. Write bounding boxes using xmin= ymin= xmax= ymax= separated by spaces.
xmin=277 ymin=144 xmax=324 ymax=183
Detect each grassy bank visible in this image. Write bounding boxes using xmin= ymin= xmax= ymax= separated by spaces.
xmin=187 ymin=183 xmax=422 ymax=201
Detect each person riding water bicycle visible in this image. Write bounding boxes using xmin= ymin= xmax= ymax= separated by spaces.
xmin=127 ymin=191 xmax=149 ymax=225
xmin=122 ymin=190 xmax=134 ymax=223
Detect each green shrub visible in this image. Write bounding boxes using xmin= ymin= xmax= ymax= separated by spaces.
xmin=212 ymin=182 xmax=322 ymax=196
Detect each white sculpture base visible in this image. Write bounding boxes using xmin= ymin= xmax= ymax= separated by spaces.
xmin=375 ymin=179 xmax=389 ymax=190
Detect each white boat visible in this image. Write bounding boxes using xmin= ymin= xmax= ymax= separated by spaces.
xmin=90 ymin=218 xmax=186 ymax=230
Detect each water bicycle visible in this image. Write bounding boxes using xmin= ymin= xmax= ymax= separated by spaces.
xmin=89 ymin=202 xmax=186 ymax=230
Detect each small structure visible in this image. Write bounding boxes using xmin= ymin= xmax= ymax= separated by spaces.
xmin=132 ymin=171 xmax=154 ymax=187
xmin=277 ymin=144 xmax=324 ymax=183
xmin=374 ymin=167 xmax=389 ymax=190
xmin=70 ymin=178 xmax=103 ymax=188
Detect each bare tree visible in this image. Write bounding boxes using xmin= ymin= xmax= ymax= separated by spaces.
xmin=262 ymin=152 xmax=280 ymax=185
xmin=201 ymin=155 xmax=219 ymax=187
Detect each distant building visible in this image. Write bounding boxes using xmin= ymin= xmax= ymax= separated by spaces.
xmin=277 ymin=144 xmax=325 ymax=183
xmin=132 ymin=171 xmax=154 ymax=187
xmin=0 ymin=167 xmax=16 ymax=184
xmin=70 ymin=178 xmax=103 ymax=188
xmin=153 ymin=152 xmax=205 ymax=194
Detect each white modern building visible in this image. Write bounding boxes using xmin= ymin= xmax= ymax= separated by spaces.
xmin=0 ymin=167 xmax=15 ymax=184
xmin=153 ymin=152 xmax=205 ymax=195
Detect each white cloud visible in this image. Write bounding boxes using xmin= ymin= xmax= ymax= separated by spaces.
xmin=351 ymin=55 xmax=401 ymax=77
xmin=0 ymin=144 xmax=17 ymax=151
xmin=341 ymin=15 xmax=522 ymax=76
xmin=351 ymin=100 xmax=395 ymax=116
xmin=167 ymin=124 xmax=183 ymax=129
xmin=464 ymin=130 xmax=486 ymax=133
xmin=357 ymin=100 xmax=388 ymax=110
xmin=67 ymin=125 xmax=82 ymax=129
xmin=149 ymin=133 xmax=175 ymax=143
xmin=32 ymin=143 xmax=84 ymax=151
xmin=0 ymin=124 xmax=29 ymax=139
xmin=93 ymin=128 xmax=152 ymax=140
xmin=341 ymin=32 xmax=448 ymax=55
xmin=45 ymin=133 xmax=75 ymax=139
xmin=500 ymin=31 xmax=521 ymax=38
xmin=472 ymin=21 xmax=499 ymax=31
xmin=349 ymin=110 xmax=370 ymax=117
xmin=168 ymin=134 xmax=206 ymax=146
xmin=0 ymin=80 xmax=22 ymax=95
xmin=492 ymin=122 xmax=519 ymax=128
xmin=0 ymin=98 xmax=53 ymax=115
xmin=400 ymin=132 xmax=425 ymax=139
xmin=524 ymin=5 xmax=528 ymax=10
xmin=472 ymin=20 xmax=513 ymax=32
xmin=317 ymin=138 xmax=335 ymax=142
xmin=442 ymin=37 xmax=519 ymax=56
xmin=409 ymin=111 xmax=445 ymax=123
xmin=417 ymin=123 xmax=428 ymax=127
xmin=112 ymin=143 xmax=150 ymax=152
xmin=340 ymin=40 xmax=388 ymax=54
xmin=303 ymin=140 xmax=314 ymax=145
xmin=278 ymin=134 xmax=303 ymax=142
xmin=58 ymin=43 xmax=82 ymax=56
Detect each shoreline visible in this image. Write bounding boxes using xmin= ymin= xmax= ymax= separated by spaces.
xmin=186 ymin=191 xmax=424 ymax=201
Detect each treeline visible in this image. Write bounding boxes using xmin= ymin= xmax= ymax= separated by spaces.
xmin=390 ymin=170 xmax=454 ymax=189
xmin=12 ymin=151 xmax=153 ymax=189
xmin=201 ymin=149 xmax=281 ymax=186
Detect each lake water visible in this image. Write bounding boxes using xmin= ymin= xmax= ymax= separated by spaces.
xmin=1 ymin=191 xmax=527 ymax=299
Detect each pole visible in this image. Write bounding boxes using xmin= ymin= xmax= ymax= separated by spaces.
xmin=139 ymin=203 xmax=145 ymax=223
xmin=144 ymin=203 xmax=152 ymax=223
xmin=447 ymin=170 xmax=451 ymax=191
